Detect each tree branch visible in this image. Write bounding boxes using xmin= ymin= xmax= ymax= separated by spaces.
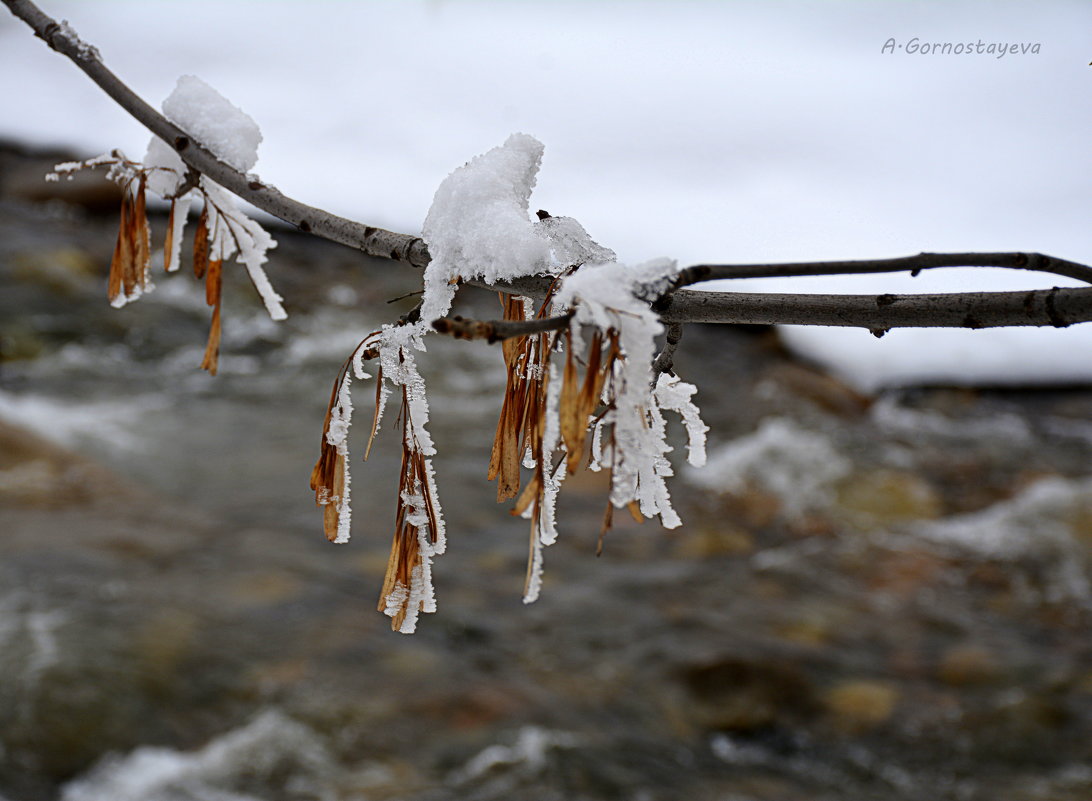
xmin=432 ymin=311 xmax=573 ymax=342
xmin=658 ymin=285 xmax=1092 ymax=329
xmin=8 ymin=0 xmax=1092 ymax=333
xmin=668 ymin=252 xmax=1092 ymax=291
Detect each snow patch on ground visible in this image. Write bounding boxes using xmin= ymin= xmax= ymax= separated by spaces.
xmin=686 ymin=417 xmax=850 ymax=518
xmin=0 ymin=390 xmax=166 ymax=452
xmin=452 ymin=726 xmax=581 ymax=785
xmin=61 ymin=710 xmax=334 ymax=801
xmin=914 ymin=476 xmax=1092 ymax=600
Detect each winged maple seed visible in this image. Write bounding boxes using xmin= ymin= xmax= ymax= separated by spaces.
xmin=488 ymin=294 xmax=533 ymax=502
xmin=308 ymin=325 xmax=449 ymax=632
xmin=163 ymin=200 xmax=177 ymax=272
xmin=473 ymin=289 xmax=637 ymax=600
xmin=192 ymin=207 xmax=224 ymax=374
xmin=49 ymin=151 xmax=284 ymax=375
xmin=108 ymin=173 xmax=151 ymax=306
xmin=310 ymin=353 xmax=357 ymax=543
xmin=380 ymin=385 xmax=445 ymax=632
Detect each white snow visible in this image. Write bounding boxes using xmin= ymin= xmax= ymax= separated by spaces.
xmin=534 ymin=214 xmax=616 ymax=268
xmin=420 ymin=132 xmax=550 ymax=322
xmin=143 ymin=74 xmax=259 ymax=195
xmin=653 ymin=374 xmax=708 ymax=468
xmin=914 ymin=476 xmax=1092 ymax=559
xmin=142 ymin=134 xmax=185 ymax=199
xmin=323 ymin=362 xmax=355 ymax=544
xmin=200 ymin=180 xmax=285 ymax=320
xmin=138 ymin=76 xmax=284 ymax=320
xmin=0 ymin=594 xmax=67 ymax=692
xmin=60 ymin=710 xmax=333 ymax=801
xmin=688 ymin=417 xmax=851 ymax=519
xmin=0 ymin=389 xmax=164 ymax=453
xmin=556 ymin=258 xmax=695 ymax=527
xmin=913 ymin=476 xmax=1092 ymax=601
xmin=452 ymin=726 xmax=581 ymax=784
xmin=160 ymin=75 xmax=261 ymax=172
xmin=56 ymin=19 xmax=100 ymax=61
xmin=164 ymin=196 xmax=188 ymax=272
xmin=522 ymin=365 xmax=567 ymax=605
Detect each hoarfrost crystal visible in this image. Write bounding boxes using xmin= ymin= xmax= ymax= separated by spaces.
xmin=534 ymin=214 xmax=616 ymax=268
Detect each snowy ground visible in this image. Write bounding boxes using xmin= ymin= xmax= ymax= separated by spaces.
xmin=2 ymin=0 xmax=1090 ymax=389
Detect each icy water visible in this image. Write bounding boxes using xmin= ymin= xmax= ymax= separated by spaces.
xmin=1 ymin=147 xmax=1091 ymax=800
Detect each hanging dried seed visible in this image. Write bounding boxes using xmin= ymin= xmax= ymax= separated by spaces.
xmin=193 ymin=206 xmax=210 ymax=280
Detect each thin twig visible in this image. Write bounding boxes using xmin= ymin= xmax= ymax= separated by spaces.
xmin=666 ymin=252 xmax=1092 ymax=293
xmin=386 ymin=289 xmax=424 ymax=304
xmin=652 ymin=323 xmax=683 ymax=380
xmin=8 ymin=0 xmax=1092 ymax=332
xmin=432 ymin=311 xmax=574 ymax=342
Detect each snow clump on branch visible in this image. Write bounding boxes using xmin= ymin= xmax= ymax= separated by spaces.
xmin=142 ymin=75 xmax=284 ymax=320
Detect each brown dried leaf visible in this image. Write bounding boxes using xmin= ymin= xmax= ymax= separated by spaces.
xmin=123 ymin=189 xmax=138 ymax=296
xmin=378 ymin=526 xmax=410 ymax=626
xmin=627 ymin=500 xmax=645 ymax=524
xmin=581 ymin=332 xmax=604 ymax=420
xmin=597 ymin=501 xmax=613 ymax=556
xmin=310 ymin=363 xmax=354 ymax=541
xmin=486 ymin=396 xmax=509 ymax=483
xmin=523 ymin=515 xmax=540 ymax=598
xmin=489 ymin=332 xmax=536 ymax=500
xmin=364 ymin=365 xmax=383 ymax=461
xmin=205 ymin=258 xmax=222 ymax=308
xmin=492 ymin=381 xmax=526 ymax=501
xmin=377 ymin=391 xmax=436 ymax=632
xmin=199 ymin=300 xmax=222 ymax=375
xmin=510 ymin=471 xmax=540 ymax=518
xmin=489 ymin=294 xmax=534 ymax=498
xmin=107 ymin=190 xmax=130 ymax=303
xmin=133 ymin=173 xmax=150 ymax=287
xmin=559 ymin=333 xmax=586 ymax=474
xmin=322 ymin=498 xmax=341 ymax=542
xmin=499 ymin=294 xmax=527 ymax=366
xmin=163 ymin=200 xmax=177 ymax=272
xmin=193 ymin=206 xmax=209 ymax=280
xmin=320 ymin=453 xmax=345 ymax=542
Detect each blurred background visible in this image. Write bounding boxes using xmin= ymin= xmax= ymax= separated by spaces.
xmin=1 ymin=2 xmax=1091 ymax=800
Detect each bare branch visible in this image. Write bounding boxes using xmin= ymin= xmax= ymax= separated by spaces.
xmin=432 ymin=311 xmax=574 ymax=342
xmin=658 ymin=285 xmax=1092 ymax=329
xmin=668 ymin=252 xmax=1092 ymax=291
